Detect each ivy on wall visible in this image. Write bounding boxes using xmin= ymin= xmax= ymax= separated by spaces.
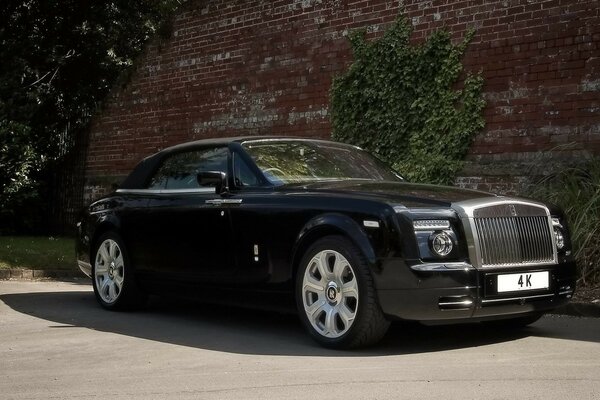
xmin=330 ymin=16 xmax=485 ymax=185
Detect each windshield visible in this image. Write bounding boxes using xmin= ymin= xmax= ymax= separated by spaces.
xmin=242 ymin=139 xmax=403 ymax=184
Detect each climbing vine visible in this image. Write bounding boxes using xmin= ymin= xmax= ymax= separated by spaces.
xmin=331 ymin=16 xmax=485 ymax=185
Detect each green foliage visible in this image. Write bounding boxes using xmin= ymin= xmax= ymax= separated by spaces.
xmin=0 ymin=0 xmax=183 ymax=233
xmin=529 ymin=162 xmax=600 ymax=287
xmin=331 ymin=16 xmax=485 ymax=184
xmin=0 ymin=120 xmax=39 ymax=207
xmin=0 ymin=119 xmax=45 ymax=233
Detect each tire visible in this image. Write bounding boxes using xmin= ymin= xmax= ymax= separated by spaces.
xmin=92 ymin=231 xmax=147 ymax=310
xmin=295 ymin=235 xmax=390 ymax=349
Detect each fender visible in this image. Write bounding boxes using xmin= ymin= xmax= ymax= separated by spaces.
xmin=89 ymin=210 xmax=121 ymax=249
xmin=76 ymin=206 xmax=121 ymax=278
xmin=291 ymin=213 xmax=377 ymax=276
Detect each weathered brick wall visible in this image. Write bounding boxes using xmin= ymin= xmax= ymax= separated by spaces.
xmin=85 ymin=0 xmax=600 ymax=202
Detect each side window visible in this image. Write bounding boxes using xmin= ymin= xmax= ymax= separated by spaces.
xmin=148 ymin=147 xmax=228 ymax=190
xmin=232 ymin=152 xmax=260 ymax=187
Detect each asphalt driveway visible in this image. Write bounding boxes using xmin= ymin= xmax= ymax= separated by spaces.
xmin=0 ymin=280 xmax=598 ymax=399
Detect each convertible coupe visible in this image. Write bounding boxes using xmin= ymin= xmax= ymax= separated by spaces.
xmin=76 ymin=137 xmax=576 ymax=348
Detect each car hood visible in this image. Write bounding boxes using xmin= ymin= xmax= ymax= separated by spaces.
xmin=281 ymin=180 xmax=497 ymax=208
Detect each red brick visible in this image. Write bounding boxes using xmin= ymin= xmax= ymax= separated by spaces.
xmin=84 ymin=0 xmax=600 ymax=197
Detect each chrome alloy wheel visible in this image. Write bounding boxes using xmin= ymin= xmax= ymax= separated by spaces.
xmin=301 ymin=250 xmax=359 ymax=338
xmin=94 ymin=239 xmax=125 ymax=304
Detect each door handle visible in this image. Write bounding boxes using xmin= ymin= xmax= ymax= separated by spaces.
xmin=205 ymin=199 xmax=243 ymax=205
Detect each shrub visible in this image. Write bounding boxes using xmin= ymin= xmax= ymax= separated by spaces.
xmin=529 ymin=162 xmax=600 ymax=287
xmin=0 ymin=120 xmax=39 ymax=206
xmin=0 ymin=120 xmax=46 ymax=234
xmin=330 ymin=16 xmax=485 ymax=185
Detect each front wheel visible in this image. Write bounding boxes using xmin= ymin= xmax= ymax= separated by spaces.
xmin=296 ymin=235 xmax=390 ymax=349
xmin=92 ymin=232 xmax=146 ymax=310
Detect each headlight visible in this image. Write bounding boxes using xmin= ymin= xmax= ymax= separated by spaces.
xmin=551 ymin=217 xmax=565 ymax=250
xmin=412 ymin=218 xmax=458 ymax=259
xmin=429 ymin=231 xmax=453 ymax=257
xmin=554 ymin=228 xmax=565 ymax=250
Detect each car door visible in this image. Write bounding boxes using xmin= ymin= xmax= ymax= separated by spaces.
xmin=227 ymin=149 xmax=298 ymax=285
xmin=139 ymin=145 xmax=237 ymax=284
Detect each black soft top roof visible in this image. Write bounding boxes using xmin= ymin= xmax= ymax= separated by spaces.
xmin=118 ymin=136 xmax=358 ymax=189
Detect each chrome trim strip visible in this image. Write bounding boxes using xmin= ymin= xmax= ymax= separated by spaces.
xmin=90 ymin=210 xmax=109 ymax=215
xmin=413 ymin=220 xmax=451 ymax=230
xmin=205 ymin=199 xmax=243 ymax=205
xmin=77 ymin=261 xmax=92 ymax=278
xmin=453 ymin=197 xmax=550 ymax=217
xmin=410 ymin=262 xmax=476 ymax=272
xmin=393 ymin=205 xmax=408 ymax=213
xmin=241 ymin=138 xmax=363 ymax=150
xmin=481 ymin=293 xmax=554 ymax=304
xmin=363 ymin=220 xmax=380 ymax=228
xmin=116 ymin=188 xmax=216 ymax=195
xmin=439 ymin=300 xmax=474 ymax=307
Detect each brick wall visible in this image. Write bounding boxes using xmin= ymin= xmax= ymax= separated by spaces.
xmin=85 ymin=0 xmax=600 ymax=202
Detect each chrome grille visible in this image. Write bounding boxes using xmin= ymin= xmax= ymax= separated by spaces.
xmin=474 ymin=215 xmax=555 ymax=268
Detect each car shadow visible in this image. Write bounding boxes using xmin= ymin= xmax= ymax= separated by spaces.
xmin=1 ymin=290 xmax=598 ymax=356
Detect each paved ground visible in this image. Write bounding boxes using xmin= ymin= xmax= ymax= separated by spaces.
xmin=0 ymin=281 xmax=599 ymax=400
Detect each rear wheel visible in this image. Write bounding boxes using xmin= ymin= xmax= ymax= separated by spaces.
xmin=92 ymin=232 xmax=146 ymax=310
xmin=296 ymin=235 xmax=390 ymax=349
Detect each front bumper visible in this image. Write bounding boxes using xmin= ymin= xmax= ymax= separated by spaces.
xmin=375 ymin=259 xmax=577 ymax=322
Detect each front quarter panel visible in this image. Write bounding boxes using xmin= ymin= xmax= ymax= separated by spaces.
xmin=294 ymin=213 xmax=379 ymax=266
xmin=229 ymin=190 xmax=401 ymax=287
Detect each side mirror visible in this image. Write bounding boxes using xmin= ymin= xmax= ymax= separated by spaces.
xmin=197 ymin=171 xmax=227 ymax=194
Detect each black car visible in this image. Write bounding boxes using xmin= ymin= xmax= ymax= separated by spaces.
xmin=76 ymin=137 xmax=576 ymax=348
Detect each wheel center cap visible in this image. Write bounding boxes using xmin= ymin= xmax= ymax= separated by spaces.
xmin=326 ymin=282 xmax=340 ymax=304
xmin=109 ymin=261 xmax=115 ymax=278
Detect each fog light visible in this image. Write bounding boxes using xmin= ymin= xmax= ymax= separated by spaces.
xmin=554 ymin=228 xmax=565 ymax=250
xmin=430 ymin=232 xmax=453 ymax=257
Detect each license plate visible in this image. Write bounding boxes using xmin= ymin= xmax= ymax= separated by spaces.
xmin=497 ymin=271 xmax=549 ymax=293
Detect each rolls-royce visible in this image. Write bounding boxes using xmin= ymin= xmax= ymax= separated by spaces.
xmin=76 ymin=137 xmax=576 ymax=348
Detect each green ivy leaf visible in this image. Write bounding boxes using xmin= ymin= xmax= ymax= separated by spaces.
xmin=331 ymin=15 xmax=485 ymax=185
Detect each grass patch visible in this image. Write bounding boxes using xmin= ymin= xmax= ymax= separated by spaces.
xmin=0 ymin=236 xmax=75 ymax=270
